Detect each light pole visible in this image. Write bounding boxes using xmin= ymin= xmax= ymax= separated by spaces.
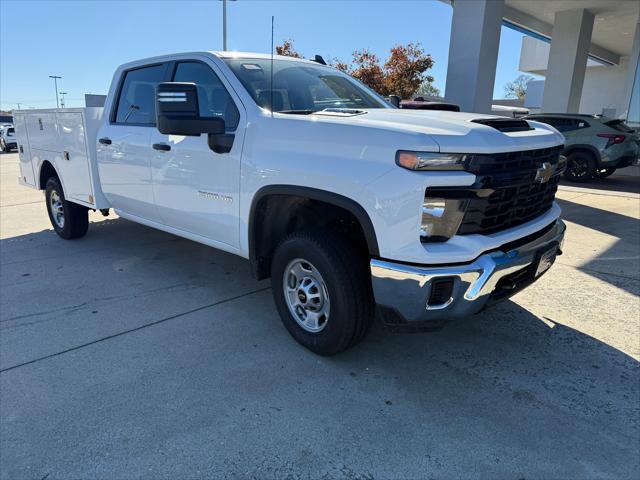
xmin=16 ymin=103 xmax=22 ymax=110
xmin=219 ymin=0 xmax=237 ymax=51
xmin=49 ymin=75 xmax=62 ymax=108
xmin=59 ymin=92 xmax=67 ymax=108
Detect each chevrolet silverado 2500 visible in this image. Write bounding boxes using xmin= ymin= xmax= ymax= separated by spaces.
xmin=14 ymin=51 xmax=566 ymax=355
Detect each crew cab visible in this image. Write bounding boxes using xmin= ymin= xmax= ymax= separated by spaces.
xmin=14 ymin=51 xmax=566 ymax=355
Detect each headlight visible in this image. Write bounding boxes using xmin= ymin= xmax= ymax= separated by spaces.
xmin=420 ymin=197 xmax=469 ymax=242
xmin=396 ymin=151 xmax=468 ymax=171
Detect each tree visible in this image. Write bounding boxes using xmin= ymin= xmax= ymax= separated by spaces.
xmin=277 ymin=40 xmax=436 ymax=99
xmin=415 ymin=80 xmax=441 ymax=98
xmin=504 ymin=75 xmax=534 ymax=100
xmin=381 ymin=43 xmax=434 ymax=99
xmin=348 ymin=50 xmax=387 ymax=94
xmin=275 ymin=39 xmax=301 ymax=58
xmin=338 ymin=43 xmax=434 ymax=98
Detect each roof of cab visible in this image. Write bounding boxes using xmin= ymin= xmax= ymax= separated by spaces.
xmin=211 ymin=51 xmax=317 ymax=63
xmin=117 ymin=50 xmax=320 ymax=71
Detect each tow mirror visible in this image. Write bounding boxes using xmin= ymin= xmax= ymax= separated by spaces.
xmin=156 ymin=82 xmax=234 ymax=153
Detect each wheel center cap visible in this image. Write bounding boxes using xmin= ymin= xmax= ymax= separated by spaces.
xmin=298 ymin=291 xmax=307 ymax=303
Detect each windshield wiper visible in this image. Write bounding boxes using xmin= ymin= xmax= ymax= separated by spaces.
xmin=277 ymin=109 xmax=317 ymax=115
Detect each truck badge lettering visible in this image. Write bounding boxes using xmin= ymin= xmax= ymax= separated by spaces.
xmin=198 ymin=190 xmax=233 ymax=203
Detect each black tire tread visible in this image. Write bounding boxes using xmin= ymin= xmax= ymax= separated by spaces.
xmin=564 ymin=151 xmax=596 ymax=183
xmin=272 ymin=229 xmax=374 ymax=355
xmin=45 ymin=177 xmax=89 ymax=240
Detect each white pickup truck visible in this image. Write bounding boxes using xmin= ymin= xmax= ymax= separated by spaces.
xmin=14 ymin=51 xmax=566 ymax=355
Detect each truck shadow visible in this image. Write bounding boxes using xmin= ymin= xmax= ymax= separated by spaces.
xmin=556 ymin=197 xmax=639 ymax=295
xmin=339 ymin=301 xmax=640 ymax=472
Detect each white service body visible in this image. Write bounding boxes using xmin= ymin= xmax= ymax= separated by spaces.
xmin=14 ymin=108 xmax=109 ymax=209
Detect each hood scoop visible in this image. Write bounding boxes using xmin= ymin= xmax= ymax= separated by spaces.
xmin=471 ymin=117 xmax=533 ymax=133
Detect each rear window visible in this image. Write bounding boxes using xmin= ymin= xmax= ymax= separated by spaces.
xmin=531 ymin=117 xmax=589 ymax=132
xmin=604 ymin=119 xmax=635 ymax=133
xmin=7 ymin=128 xmax=14 ymax=134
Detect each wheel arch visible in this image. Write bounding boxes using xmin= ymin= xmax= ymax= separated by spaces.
xmin=564 ymin=144 xmax=601 ymax=164
xmin=248 ymin=185 xmax=380 ymax=280
xmin=38 ymin=160 xmax=60 ymax=190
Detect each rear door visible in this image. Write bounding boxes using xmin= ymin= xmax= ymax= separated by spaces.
xmin=149 ymin=59 xmax=244 ymax=248
xmin=96 ymin=63 xmax=169 ymax=222
xmin=56 ymin=111 xmax=94 ymax=204
xmin=13 ymin=115 xmax=36 ymax=186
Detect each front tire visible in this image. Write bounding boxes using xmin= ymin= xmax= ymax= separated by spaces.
xmin=564 ymin=151 xmax=596 ymax=182
xmin=594 ymin=167 xmax=616 ymax=179
xmin=271 ymin=230 xmax=374 ymax=356
xmin=45 ymin=177 xmax=89 ymax=239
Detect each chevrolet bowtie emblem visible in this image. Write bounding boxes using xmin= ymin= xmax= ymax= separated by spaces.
xmin=535 ymin=162 xmax=554 ymax=183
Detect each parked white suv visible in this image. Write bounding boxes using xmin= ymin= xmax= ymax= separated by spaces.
xmin=0 ymin=124 xmax=17 ymax=152
xmin=14 ymin=51 xmax=566 ymax=354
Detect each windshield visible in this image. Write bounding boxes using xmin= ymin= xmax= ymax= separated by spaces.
xmin=224 ymin=58 xmax=390 ymax=113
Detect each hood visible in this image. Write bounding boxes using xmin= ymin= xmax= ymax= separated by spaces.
xmin=305 ymin=109 xmax=564 ymax=154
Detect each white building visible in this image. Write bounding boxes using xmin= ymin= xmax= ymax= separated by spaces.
xmin=520 ymin=35 xmax=637 ymax=121
xmin=440 ymin=0 xmax=640 ymax=127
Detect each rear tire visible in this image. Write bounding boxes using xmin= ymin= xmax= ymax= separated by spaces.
xmin=564 ymin=151 xmax=596 ymax=183
xmin=271 ymin=229 xmax=374 ymax=356
xmin=594 ymin=167 xmax=616 ymax=179
xmin=45 ymin=177 xmax=89 ymax=239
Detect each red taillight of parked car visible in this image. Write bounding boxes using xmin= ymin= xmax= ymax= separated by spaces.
xmin=597 ymin=133 xmax=626 ymax=148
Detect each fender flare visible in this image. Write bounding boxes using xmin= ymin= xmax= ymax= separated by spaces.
xmin=248 ymin=184 xmax=380 ymax=266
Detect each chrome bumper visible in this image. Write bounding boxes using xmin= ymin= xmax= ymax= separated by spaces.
xmin=371 ymin=220 xmax=565 ymax=325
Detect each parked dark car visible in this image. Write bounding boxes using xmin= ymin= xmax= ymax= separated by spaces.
xmin=524 ymin=113 xmax=639 ymax=182
xmin=400 ymin=98 xmax=461 ymax=112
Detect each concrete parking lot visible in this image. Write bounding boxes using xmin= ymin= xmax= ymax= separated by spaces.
xmin=1 ymin=151 xmax=639 ymax=479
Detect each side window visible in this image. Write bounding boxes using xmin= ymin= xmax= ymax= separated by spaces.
xmin=544 ymin=117 xmax=573 ymax=132
xmin=173 ymin=62 xmax=240 ymax=130
xmin=538 ymin=117 xmax=563 ymax=130
xmin=115 ymin=64 xmax=167 ymax=125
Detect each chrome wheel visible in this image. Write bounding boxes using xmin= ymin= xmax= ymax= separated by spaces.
xmin=283 ymin=258 xmax=330 ymax=333
xmin=49 ymin=190 xmax=65 ymax=229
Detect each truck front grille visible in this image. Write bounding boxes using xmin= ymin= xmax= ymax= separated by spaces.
xmin=422 ymin=146 xmax=564 ymax=239
xmin=458 ymin=146 xmax=564 ymax=235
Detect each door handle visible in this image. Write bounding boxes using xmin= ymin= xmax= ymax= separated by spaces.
xmin=98 ymin=137 xmax=112 ymax=145
xmin=152 ymin=143 xmax=171 ymax=152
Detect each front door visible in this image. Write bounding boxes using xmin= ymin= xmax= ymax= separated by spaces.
xmin=97 ymin=62 xmax=169 ymax=222
xmin=149 ymin=60 xmax=244 ymax=248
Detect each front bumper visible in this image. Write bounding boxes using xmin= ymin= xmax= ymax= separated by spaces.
xmin=371 ymin=219 xmax=565 ymax=328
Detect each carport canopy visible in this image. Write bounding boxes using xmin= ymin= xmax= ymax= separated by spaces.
xmin=441 ymin=0 xmax=640 ymax=114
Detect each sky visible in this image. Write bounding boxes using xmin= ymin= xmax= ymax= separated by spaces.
xmin=0 ymin=0 xmax=537 ymax=110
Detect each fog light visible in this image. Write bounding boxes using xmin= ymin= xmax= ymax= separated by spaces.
xmin=420 ymin=197 xmax=468 ymax=242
